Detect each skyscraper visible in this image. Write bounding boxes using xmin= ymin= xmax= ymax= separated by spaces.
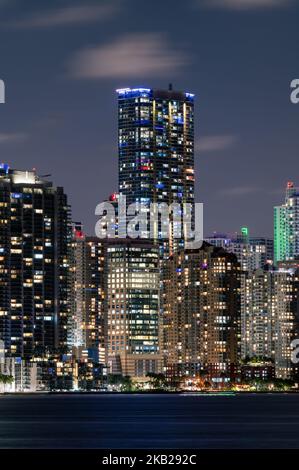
xmin=241 ymin=266 xmax=299 ymax=380
xmin=206 ymin=228 xmax=274 ymax=272
xmin=0 ymin=165 xmax=71 ymax=358
xmin=241 ymin=269 xmax=273 ymax=361
xmin=271 ymin=268 xmax=299 ymax=379
xmin=70 ymin=225 xmax=105 ymax=364
xmin=163 ymin=242 xmax=241 ymax=380
xmin=104 ymin=239 xmax=161 ymax=378
xmin=117 ymin=86 xmax=195 ymax=256
xmin=274 ymin=182 xmax=299 ymax=264
xmin=116 ymin=87 xmax=196 ymax=378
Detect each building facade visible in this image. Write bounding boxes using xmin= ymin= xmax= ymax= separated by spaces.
xmin=274 ymin=182 xmax=299 ymax=264
xmin=241 ymin=269 xmax=273 ymax=361
xmin=70 ymin=226 xmax=105 ymax=364
xmin=241 ymin=266 xmax=299 ymax=379
xmin=117 ymin=86 xmax=195 ymax=257
xmin=0 ymin=165 xmax=71 ymax=358
xmin=0 ymin=356 xmax=42 ymax=392
xmin=271 ymin=268 xmax=299 ymax=379
xmin=163 ymin=242 xmax=241 ymax=379
xmin=206 ymin=228 xmax=274 ymax=272
xmin=104 ymin=239 xmax=161 ymax=378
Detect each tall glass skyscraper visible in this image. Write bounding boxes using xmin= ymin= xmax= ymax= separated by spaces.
xmin=117 ymin=86 xmax=195 ymax=256
xmin=104 ymin=239 xmax=161 ymax=378
xmin=0 ymin=164 xmax=71 ymax=358
xmin=274 ymin=182 xmax=299 ymax=264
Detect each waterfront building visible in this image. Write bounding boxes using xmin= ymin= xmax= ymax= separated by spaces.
xmin=241 ymin=266 xmax=299 ymax=379
xmin=0 ymin=164 xmax=71 ymax=358
xmin=241 ymin=269 xmax=273 ymax=360
xmin=104 ymin=238 xmax=161 ymax=378
xmin=70 ymin=225 xmax=105 ymax=364
xmin=163 ymin=242 xmax=241 ymax=380
xmin=0 ymin=356 xmax=42 ymax=392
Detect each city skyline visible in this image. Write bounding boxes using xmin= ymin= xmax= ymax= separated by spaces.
xmin=0 ymin=159 xmax=294 ymax=241
xmin=0 ymin=0 xmax=298 ymax=238
xmin=1 ymin=1 xmax=299 ymax=458
xmin=1 ymin=84 xmax=299 ymax=388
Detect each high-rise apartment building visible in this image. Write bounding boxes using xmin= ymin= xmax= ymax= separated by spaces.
xmin=117 ymin=86 xmax=195 ymax=256
xmin=163 ymin=242 xmax=241 ymax=379
xmin=0 ymin=164 xmax=71 ymax=358
xmin=70 ymin=225 xmax=105 ymax=363
xmin=241 ymin=266 xmax=299 ymax=379
xmin=271 ymin=268 xmax=299 ymax=379
xmin=104 ymin=239 xmax=161 ymax=378
xmin=206 ymin=228 xmax=274 ymax=272
xmin=241 ymin=269 xmax=273 ymax=360
xmin=116 ymin=87 xmax=196 ymax=377
xmin=274 ymin=182 xmax=299 ymax=264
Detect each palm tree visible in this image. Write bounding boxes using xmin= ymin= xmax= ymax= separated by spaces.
xmin=146 ymin=373 xmax=167 ymax=390
xmin=0 ymin=373 xmax=14 ymax=393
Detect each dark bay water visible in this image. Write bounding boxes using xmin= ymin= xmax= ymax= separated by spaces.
xmin=0 ymin=393 xmax=299 ymax=449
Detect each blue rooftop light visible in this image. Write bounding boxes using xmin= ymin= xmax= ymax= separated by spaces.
xmin=132 ymin=88 xmax=151 ymax=93
xmin=116 ymin=88 xmax=131 ymax=94
xmin=116 ymin=87 xmax=151 ymax=94
xmin=0 ymin=163 xmax=9 ymax=174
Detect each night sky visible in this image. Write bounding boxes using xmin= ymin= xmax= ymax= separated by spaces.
xmin=0 ymin=0 xmax=298 ymax=237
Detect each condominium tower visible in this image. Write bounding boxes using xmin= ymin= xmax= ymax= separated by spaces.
xmin=0 ymin=164 xmax=71 ymax=358
xmin=70 ymin=225 xmax=105 ymax=364
xmin=274 ymin=182 xmax=299 ymax=264
xmin=163 ymin=242 xmax=241 ymax=379
xmin=104 ymin=238 xmax=161 ymax=378
xmin=117 ymin=86 xmax=195 ymax=256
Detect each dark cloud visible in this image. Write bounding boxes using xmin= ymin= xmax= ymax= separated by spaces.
xmin=68 ymin=33 xmax=189 ymax=79
xmin=0 ymin=132 xmax=28 ymax=144
xmin=7 ymin=3 xmax=119 ymax=29
xmin=196 ymin=135 xmax=238 ymax=153
xmin=199 ymin=0 xmax=292 ymax=10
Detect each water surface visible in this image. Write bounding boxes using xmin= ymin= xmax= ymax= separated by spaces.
xmin=0 ymin=393 xmax=298 ymax=448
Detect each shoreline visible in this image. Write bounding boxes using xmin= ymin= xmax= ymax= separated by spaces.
xmin=1 ymin=390 xmax=299 ymax=396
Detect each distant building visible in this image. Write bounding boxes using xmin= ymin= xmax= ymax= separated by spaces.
xmin=0 ymin=357 xmax=42 ymax=392
xmin=0 ymin=164 xmax=72 ymax=358
xmin=104 ymin=239 xmax=161 ymax=378
xmin=240 ymin=363 xmax=275 ymax=382
xmin=274 ymin=182 xmax=299 ymax=264
xmin=163 ymin=242 xmax=241 ymax=380
xmin=206 ymin=227 xmax=274 ymax=272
